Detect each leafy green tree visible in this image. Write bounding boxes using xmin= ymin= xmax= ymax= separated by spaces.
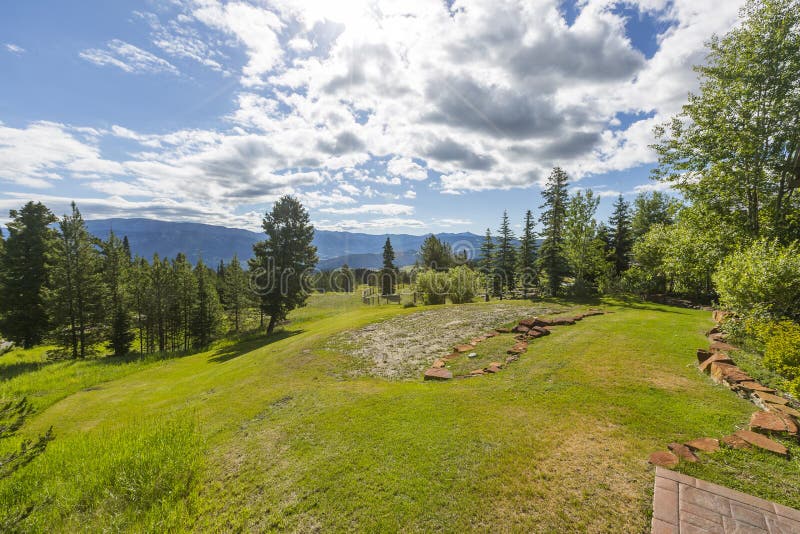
xmin=419 ymin=235 xmax=453 ymax=270
xmin=479 ymin=228 xmax=498 ymax=296
xmin=101 ymin=231 xmax=133 ymax=357
xmin=495 ymin=210 xmax=517 ymax=294
xmin=608 ymin=194 xmax=632 ymax=275
xmin=563 ymin=190 xmax=605 ymax=296
xmin=448 ymin=265 xmax=485 ymax=304
xmin=538 ymin=167 xmax=570 ymax=296
xmin=631 ymin=191 xmax=679 ymax=241
xmin=48 ymin=203 xmax=105 ymax=359
xmin=192 ymin=259 xmax=223 ymax=347
xmin=381 ymin=238 xmax=396 ymax=295
xmin=652 ymin=0 xmax=800 ymax=241
xmin=517 ymin=210 xmax=537 ymax=293
xmin=223 ymin=254 xmax=251 ymax=333
xmin=415 ymin=270 xmax=449 ymax=305
xmin=249 ymin=196 xmax=318 ymax=334
xmin=0 ymin=202 xmax=56 ymax=347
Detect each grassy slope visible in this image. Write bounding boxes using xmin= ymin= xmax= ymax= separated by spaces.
xmin=2 ymin=294 xmax=798 ymax=532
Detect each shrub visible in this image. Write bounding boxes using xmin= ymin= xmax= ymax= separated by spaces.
xmin=714 ymin=239 xmax=800 ymax=320
xmin=763 ymin=321 xmax=800 ymax=383
xmin=415 ymin=270 xmax=449 ymax=305
xmin=448 ymin=265 xmax=485 ymax=304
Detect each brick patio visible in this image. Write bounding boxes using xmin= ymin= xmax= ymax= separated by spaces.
xmin=652 ymin=467 xmax=800 ymax=533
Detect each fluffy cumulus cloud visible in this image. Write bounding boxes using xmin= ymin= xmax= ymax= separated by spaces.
xmin=2 ymin=0 xmax=746 ymax=230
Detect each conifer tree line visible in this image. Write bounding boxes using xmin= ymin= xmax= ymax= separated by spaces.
xmin=0 ymin=195 xmax=318 ymax=355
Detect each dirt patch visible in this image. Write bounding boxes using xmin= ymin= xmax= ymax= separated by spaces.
xmin=333 ymin=303 xmax=572 ymax=379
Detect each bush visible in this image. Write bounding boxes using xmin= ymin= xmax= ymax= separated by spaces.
xmin=415 ymin=270 xmax=449 ymax=305
xmin=714 ymin=239 xmax=800 ymax=320
xmin=448 ymin=265 xmax=485 ymax=304
xmin=763 ymin=321 xmax=800 ymax=383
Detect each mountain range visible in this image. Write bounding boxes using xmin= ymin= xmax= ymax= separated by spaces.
xmin=84 ymin=218 xmax=485 ymax=269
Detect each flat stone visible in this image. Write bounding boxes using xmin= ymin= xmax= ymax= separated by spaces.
xmin=470 ymin=336 xmax=486 ymax=345
xmin=699 ymin=353 xmax=733 ymax=373
xmin=527 ymin=329 xmax=546 ymax=339
xmin=649 ymin=451 xmax=680 ymax=468
xmin=518 ymin=318 xmax=537 ymax=328
xmin=507 ymin=343 xmax=528 ymax=355
xmin=484 ymin=364 xmax=502 ymax=374
xmin=710 ymin=340 xmax=739 ymax=353
xmin=431 ymin=359 xmax=446 ymax=369
xmin=710 ymin=362 xmax=747 ymax=384
xmin=582 ymin=310 xmax=604 ymax=317
xmin=668 ymin=442 xmax=699 ymax=462
xmin=549 ymin=318 xmax=576 ymax=326
xmin=706 ymin=326 xmax=722 ymax=336
xmin=753 ymin=391 xmax=789 ymax=405
xmin=708 ymin=332 xmax=727 ymax=342
xmin=721 ymin=434 xmax=751 ymax=450
xmin=424 ymin=367 xmax=453 ymax=381
xmin=505 ymin=355 xmax=519 ymax=364
xmin=572 ymin=315 xmax=584 ymax=321
xmin=712 ymin=310 xmax=731 ymax=323
xmin=454 ymin=344 xmax=476 ymax=353
xmin=442 ymin=352 xmax=461 ymax=361
xmin=733 ymin=430 xmax=788 ymax=457
xmin=494 ymin=327 xmax=512 ymax=334
xmin=512 ymin=324 xmax=531 ymax=334
xmin=467 ymin=352 xmax=478 ymax=358
xmin=531 ymin=326 xmax=550 ymax=335
xmin=684 ymin=438 xmax=720 ymax=453
xmin=532 ymin=318 xmax=553 ymax=327
xmin=765 ymin=403 xmax=800 ymax=419
xmin=469 ymin=369 xmax=485 ymax=376
xmin=736 ymin=381 xmax=776 ymax=394
xmin=697 ymin=349 xmax=713 ymax=363
xmin=484 ymin=331 xmax=498 ymax=338
xmin=750 ymin=411 xmax=798 ymax=436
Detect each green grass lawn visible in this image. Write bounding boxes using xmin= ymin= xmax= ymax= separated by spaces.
xmin=1 ymin=294 xmax=797 ymax=532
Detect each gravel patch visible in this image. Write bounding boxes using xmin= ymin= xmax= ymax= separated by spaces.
xmin=333 ymin=303 xmax=572 ymax=379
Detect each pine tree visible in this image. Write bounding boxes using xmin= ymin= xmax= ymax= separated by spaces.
xmin=419 ymin=235 xmax=453 ymax=270
xmin=538 ymin=167 xmax=570 ymax=296
xmin=495 ymin=211 xmax=517 ymax=295
xmin=130 ymin=257 xmax=151 ymax=353
xmin=479 ymin=228 xmax=497 ymax=296
xmin=381 ymin=237 xmax=396 ymax=295
xmin=192 ymin=259 xmax=223 ymax=347
xmin=249 ymin=196 xmax=318 ymax=334
xmin=609 ymin=194 xmax=633 ymax=275
xmin=0 ymin=202 xmax=57 ymax=347
xmin=49 ymin=202 xmax=106 ymax=359
xmin=172 ymin=253 xmax=197 ymax=351
xmin=517 ymin=210 xmax=537 ymax=294
xmin=223 ymin=254 xmax=251 ymax=333
xmin=101 ymin=231 xmax=133 ymax=357
xmin=121 ymin=235 xmax=132 ymax=262
xmin=339 ymin=264 xmax=354 ymax=293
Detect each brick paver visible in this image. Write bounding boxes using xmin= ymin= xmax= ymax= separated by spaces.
xmin=652 ymin=467 xmax=800 ymax=533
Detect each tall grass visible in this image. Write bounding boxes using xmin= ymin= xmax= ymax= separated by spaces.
xmin=0 ymin=414 xmax=203 ymax=532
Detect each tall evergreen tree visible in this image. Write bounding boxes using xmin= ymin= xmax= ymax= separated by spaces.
xmin=631 ymin=191 xmax=678 ymax=241
xmin=479 ymin=228 xmax=498 ymax=296
xmin=381 ymin=237 xmax=396 ymax=295
xmin=223 ymin=254 xmax=251 ymax=333
xmin=419 ymin=235 xmax=453 ymax=270
xmin=49 ymin=203 xmax=105 ymax=359
xmin=495 ymin=210 xmax=517 ymax=295
xmin=517 ymin=210 xmax=537 ymax=293
xmin=172 ymin=253 xmax=197 ymax=351
xmin=339 ymin=264 xmax=354 ymax=293
xmin=249 ymin=196 xmax=318 ymax=334
xmin=0 ymin=202 xmax=56 ymax=347
xmin=192 ymin=259 xmax=223 ymax=347
xmin=121 ymin=235 xmax=132 ymax=262
xmin=101 ymin=231 xmax=133 ymax=357
xmin=130 ymin=257 xmax=151 ymax=353
xmin=538 ymin=167 xmax=570 ymax=296
xmin=609 ymin=194 xmax=633 ymax=276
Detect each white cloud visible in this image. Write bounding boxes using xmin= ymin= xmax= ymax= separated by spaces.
xmin=315 ymin=217 xmax=426 ymax=231
xmin=80 ymin=39 xmax=179 ymax=75
xmin=387 ymin=156 xmax=428 ymax=181
xmin=318 ymin=203 xmax=414 ymax=216
xmin=4 ymin=43 xmax=24 ymax=54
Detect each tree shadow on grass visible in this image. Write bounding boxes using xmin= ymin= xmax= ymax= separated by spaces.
xmin=208 ymin=329 xmax=303 ymax=363
xmin=0 ymin=360 xmax=53 ymax=382
xmin=608 ymin=295 xmax=689 ymax=314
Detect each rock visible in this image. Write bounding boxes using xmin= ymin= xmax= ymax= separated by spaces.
xmin=733 ymin=430 xmax=788 ymax=457
xmin=485 ymin=331 xmax=498 ymax=338
xmin=505 ymin=355 xmax=519 ymax=364
xmin=467 ymin=352 xmax=478 ymax=358
xmin=736 ymin=381 xmax=776 ymax=394
xmin=753 ymin=391 xmax=789 ymax=406
xmin=572 ymin=315 xmax=584 ymax=321
xmin=531 ymin=326 xmax=550 ymax=336
xmin=582 ymin=310 xmax=604 ymax=317
xmin=706 ymin=326 xmax=722 ymax=336
xmin=684 ymin=438 xmax=720 ymax=453
xmin=765 ymin=403 xmax=800 ymax=419
xmin=549 ymin=318 xmax=576 ymax=326
xmin=698 ymin=353 xmax=734 ymax=373
xmin=424 ymin=368 xmax=453 ymax=381
xmin=750 ymin=411 xmax=799 ymax=436
xmin=513 ymin=324 xmax=531 ymax=334
xmin=518 ymin=318 xmax=537 ymax=328
xmin=527 ymin=330 xmax=545 ymax=339
xmin=514 ymin=334 xmax=527 ymax=341
xmin=708 ymin=332 xmax=727 ymax=342
xmin=648 ymin=451 xmax=679 ymax=468
xmin=432 ymin=359 xmax=446 ymax=369
xmin=668 ymin=442 xmax=699 ymax=462
xmin=710 ymin=340 xmax=738 ymax=353
xmin=507 ymin=343 xmax=528 ymax=355
xmin=494 ymin=327 xmax=512 ymax=334
xmin=470 ymin=336 xmax=487 ymax=345
xmin=442 ymin=352 xmax=461 ymax=361
xmin=710 ymin=363 xmax=752 ymax=385
xmin=533 ymin=318 xmax=553 ymax=327
xmin=712 ymin=310 xmax=731 ymax=323
xmin=721 ymin=434 xmax=751 ymax=450
xmin=454 ymin=344 xmax=476 ymax=353
xmin=469 ymin=369 xmax=485 ymax=376
xmin=697 ymin=349 xmax=713 ymax=363
xmin=485 ymin=364 xmax=502 ymax=374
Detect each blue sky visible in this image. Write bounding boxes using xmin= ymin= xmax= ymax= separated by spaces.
xmin=0 ymin=0 xmax=744 ymax=235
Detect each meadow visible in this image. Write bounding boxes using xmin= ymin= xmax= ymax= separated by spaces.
xmin=1 ymin=293 xmax=798 ymax=532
